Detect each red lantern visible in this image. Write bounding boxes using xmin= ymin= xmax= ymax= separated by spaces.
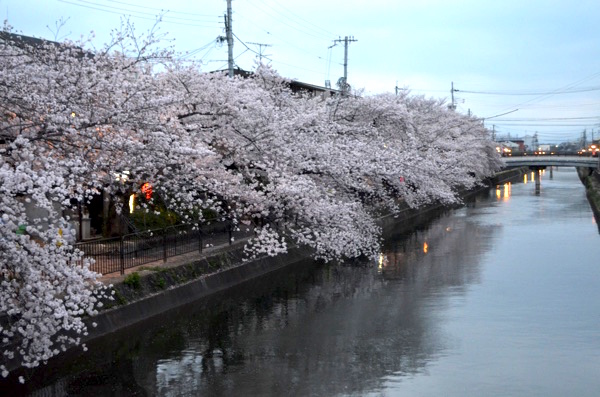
xmin=141 ymin=182 xmax=153 ymax=200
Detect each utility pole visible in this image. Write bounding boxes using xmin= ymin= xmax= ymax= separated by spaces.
xmin=492 ymin=125 xmax=496 ymax=141
xmin=331 ymin=36 xmax=357 ymax=95
xmin=225 ymin=0 xmax=234 ymax=78
xmin=449 ymin=82 xmax=458 ymax=110
xmin=247 ymin=42 xmax=272 ymax=63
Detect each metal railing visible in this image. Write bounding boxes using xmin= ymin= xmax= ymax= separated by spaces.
xmin=75 ymin=221 xmax=253 ymax=275
xmin=503 ymin=151 xmax=598 ymax=157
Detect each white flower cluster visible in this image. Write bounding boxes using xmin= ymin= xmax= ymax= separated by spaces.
xmin=243 ymin=225 xmax=288 ymax=259
xmin=0 ymin=20 xmax=502 ymax=377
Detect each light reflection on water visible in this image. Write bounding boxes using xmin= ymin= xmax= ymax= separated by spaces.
xmin=378 ymin=168 xmax=600 ymax=397
xmin=9 ymin=168 xmax=600 ymax=396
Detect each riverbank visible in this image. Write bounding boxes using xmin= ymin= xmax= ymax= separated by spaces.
xmin=90 ymin=167 xmax=529 ymax=339
xmin=0 ymin=168 xmax=529 ymax=375
xmin=584 ymin=170 xmax=600 ymax=220
xmin=8 ymin=165 xmax=600 ymax=396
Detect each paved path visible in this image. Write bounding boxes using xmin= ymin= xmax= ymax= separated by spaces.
xmin=98 ymin=238 xmax=249 ymax=284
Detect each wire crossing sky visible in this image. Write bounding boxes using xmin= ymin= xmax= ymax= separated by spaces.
xmin=3 ymin=0 xmax=600 ymax=143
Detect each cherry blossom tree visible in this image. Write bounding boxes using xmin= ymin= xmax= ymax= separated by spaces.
xmin=167 ymin=65 xmax=501 ymax=260
xmin=0 ymin=20 xmax=502 ymax=377
xmin=0 ymin=20 xmax=216 ymax=377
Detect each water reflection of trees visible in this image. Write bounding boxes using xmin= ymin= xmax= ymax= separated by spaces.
xmin=141 ymin=208 xmax=499 ymax=396
xmin=19 ymin=207 xmax=499 ymax=397
xmin=382 ymin=211 xmax=493 ymax=288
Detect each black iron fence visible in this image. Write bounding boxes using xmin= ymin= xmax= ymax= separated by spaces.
xmin=75 ymin=221 xmax=254 ymax=275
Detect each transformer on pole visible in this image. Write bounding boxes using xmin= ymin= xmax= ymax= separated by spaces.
xmin=331 ymin=36 xmax=357 ymax=95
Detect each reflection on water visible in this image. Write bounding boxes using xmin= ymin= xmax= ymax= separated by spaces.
xmin=379 ymin=207 xmax=496 ymax=293
xmin=495 ymin=182 xmax=512 ymax=201
xmin=6 ymin=168 xmax=600 ymax=396
xmin=7 ymin=201 xmax=499 ymax=396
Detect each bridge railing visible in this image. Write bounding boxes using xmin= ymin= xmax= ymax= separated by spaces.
xmin=503 ymin=151 xmax=597 ymax=157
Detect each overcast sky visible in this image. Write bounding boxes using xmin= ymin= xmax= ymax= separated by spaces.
xmin=3 ymin=0 xmax=600 ymax=144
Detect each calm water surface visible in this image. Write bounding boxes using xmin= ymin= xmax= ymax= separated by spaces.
xmin=8 ymin=168 xmax=600 ymax=396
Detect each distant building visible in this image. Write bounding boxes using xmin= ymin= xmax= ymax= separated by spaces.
xmin=537 ymin=144 xmax=551 ymax=152
xmin=217 ymin=67 xmax=339 ymax=99
xmin=521 ymin=134 xmax=539 ymax=151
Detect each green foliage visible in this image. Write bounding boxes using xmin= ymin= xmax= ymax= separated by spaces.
xmin=130 ymin=205 xmax=179 ymax=230
xmin=112 ymin=289 xmax=127 ymax=305
xmin=155 ymin=277 xmax=166 ymax=289
xmin=202 ymin=208 xmax=219 ymax=222
xmin=188 ymin=263 xmax=200 ymax=278
xmin=207 ymin=258 xmax=221 ymax=269
xmin=123 ymin=272 xmax=141 ymax=289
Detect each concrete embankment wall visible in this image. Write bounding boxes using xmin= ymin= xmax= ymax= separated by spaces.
xmin=91 ymin=245 xmax=311 ymax=339
xmin=89 ymin=167 xmax=530 ymax=341
xmin=489 ymin=167 xmax=529 ymax=185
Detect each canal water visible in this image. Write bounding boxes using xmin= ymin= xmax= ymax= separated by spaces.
xmin=6 ymin=167 xmax=600 ymax=396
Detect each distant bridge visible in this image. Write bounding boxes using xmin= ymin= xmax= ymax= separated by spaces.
xmin=503 ymin=153 xmax=599 ymax=169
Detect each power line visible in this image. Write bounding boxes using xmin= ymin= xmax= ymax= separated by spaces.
xmin=458 ymin=86 xmax=600 ymax=95
xmin=232 ymin=33 xmax=272 ymax=62
xmin=418 ymin=89 xmax=450 ymax=94
xmin=495 ymin=116 xmax=600 ymax=122
xmin=57 ymin=0 xmax=221 ymax=27
xmin=101 ymin=0 xmax=215 ymax=17
xmin=494 ymin=71 xmax=600 ymax=113
xmin=483 ymin=109 xmax=519 ymax=120
xmin=261 ymin=30 xmax=326 ymax=61
xmin=493 ymin=123 xmax=597 ymax=127
xmin=214 ymin=48 xmax=250 ymax=71
xmin=235 ymin=16 xmax=329 ymax=61
xmin=245 ymin=0 xmax=332 ymax=41
xmin=218 ymin=1 xmax=335 ymax=82
xmin=178 ymin=38 xmax=219 ymax=60
xmin=222 ymin=17 xmax=329 ymax=78
xmin=246 ymin=41 xmax=272 ymax=62
xmin=267 ymin=58 xmax=325 ymax=76
xmin=252 ymin=0 xmax=334 ymax=39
